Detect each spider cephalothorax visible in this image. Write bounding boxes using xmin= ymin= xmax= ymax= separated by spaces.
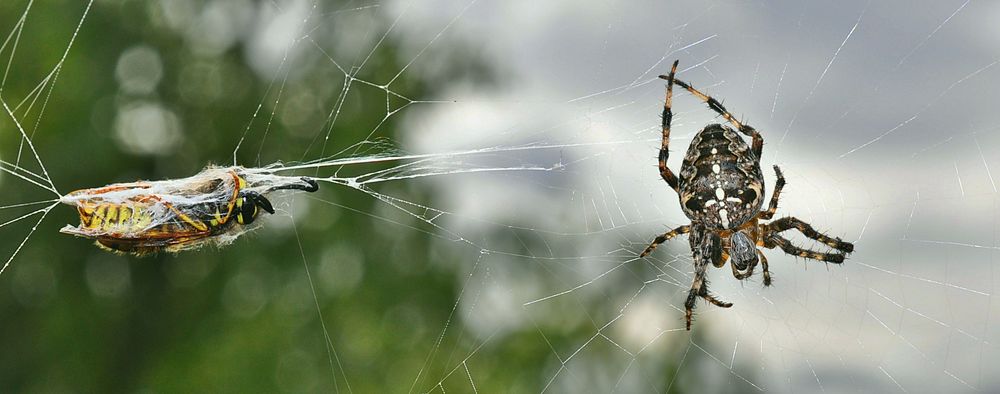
xmin=641 ymin=60 xmax=854 ymax=330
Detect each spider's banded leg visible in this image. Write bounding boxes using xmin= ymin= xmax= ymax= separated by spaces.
xmin=767 ymin=216 xmax=854 ymax=253
xmin=685 ymin=257 xmax=732 ymax=330
xmin=684 ymin=264 xmax=706 ymax=330
xmin=640 ymin=225 xmax=690 ymax=257
xmin=759 ymin=165 xmax=785 ymax=220
xmin=658 ymin=60 xmax=681 ymax=192
xmin=684 ymin=279 xmax=733 ymax=330
xmin=699 ymin=289 xmax=732 ymax=309
xmin=660 ymin=75 xmax=765 ymax=159
xmin=759 ymin=250 xmax=772 ymax=286
xmin=764 ymin=234 xmax=847 ymax=263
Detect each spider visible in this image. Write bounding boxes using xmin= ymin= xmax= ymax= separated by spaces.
xmin=641 ymin=60 xmax=854 ymax=330
xmin=59 ymin=167 xmax=319 ymax=255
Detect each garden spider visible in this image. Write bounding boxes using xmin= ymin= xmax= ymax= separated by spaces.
xmin=641 ymin=60 xmax=854 ymax=330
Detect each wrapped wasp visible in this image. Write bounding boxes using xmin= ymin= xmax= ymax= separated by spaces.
xmin=58 ymin=166 xmax=319 ymax=255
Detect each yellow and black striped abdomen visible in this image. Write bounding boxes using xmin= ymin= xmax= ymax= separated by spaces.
xmin=73 ymin=199 xmax=235 ymax=255
xmin=77 ymin=203 xmax=154 ymax=235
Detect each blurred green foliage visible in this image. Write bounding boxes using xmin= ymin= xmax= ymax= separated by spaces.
xmin=0 ymin=1 xmax=470 ymax=392
xmin=0 ymin=1 xmax=741 ymax=392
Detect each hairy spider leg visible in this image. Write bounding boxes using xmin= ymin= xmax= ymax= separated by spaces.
xmin=658 ymin=60 xmax=681 ymax=192
xmin=686 ymin=272 xmax=733 ymax=330
xmin=764 ymin=234 xmax=847 ymax=263
xmin=699 ymin=287 xmax=732 ymax=309
xmin=639 ymin=224 xmax=690 ymax=257
xmin=767 ymin=216 xmax=854 ymax=253
xmin=759 ymin=165 xmax=785 ymax=220
xmin=758 ymin=251 xmax=772 ymax=286
xmin=684 ymin=229 xmax=733 ymax=330
xmin=658 ymin=74 xmax=765 ymax=159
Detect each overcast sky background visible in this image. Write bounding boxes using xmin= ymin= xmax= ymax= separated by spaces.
xmin=382 ymin=0 xmax=1000 ymax=391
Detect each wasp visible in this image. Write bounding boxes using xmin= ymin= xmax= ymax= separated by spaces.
xmin=59 ymin=167 xmax=319 ymax=255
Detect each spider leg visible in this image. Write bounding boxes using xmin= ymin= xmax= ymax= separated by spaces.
xmin=767 ymin=216 xmax=854 ymax=253
xmin=685 ymin=233 xmax=732 ymax=330
xmin=714 ymin=250 xmax=729 ymax=268
xmin=640 ymin=224 xmax=690 ymax=257
xmin=659 ymin=73 xmax=764 ymax=159
xmin=764 ymin=233 xmax=846 ymax=263
xmin=658 ymin=60 xmax=681 ymax=192
xmin=685 ymin=271 xmax=733 ymax=330
xmin=759 ymin=165 xmax=785 ymax=220
xmin=759 ymin=250 xmax=771 ymax=286
xmin=699 ymin=288 xmax=733 ymax=308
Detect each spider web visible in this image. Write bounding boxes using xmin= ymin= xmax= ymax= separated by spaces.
xmin=3 ymin=0 xmax=1000 ymax=392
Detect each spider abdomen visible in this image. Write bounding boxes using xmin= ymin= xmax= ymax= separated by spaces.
xmin=678 ymin=124 xmax=764 ymax=230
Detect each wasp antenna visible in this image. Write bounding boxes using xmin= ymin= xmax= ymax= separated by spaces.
xmin=269 ymin=177 xmax=319 ymax=193
xmin=299 ymin=177 xmax=319 ymax=192
xmin=255 ymin=196 xmax=276 ymax=214
xmin=245 ymin=191 xmax=275 ymax=214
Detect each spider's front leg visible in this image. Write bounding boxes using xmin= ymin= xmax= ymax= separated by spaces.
xmin=658 ymin=60 xmax=681 ymax=192
xmin=640 ymin=225 xmax=690 ymax=257
xmin=685 ymin=266 xmax=733 ymax=330
xmin=666 ymin=76 xmax=765 ymax=159
xmin=685 ymin=231 xmax=732 ymax=330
